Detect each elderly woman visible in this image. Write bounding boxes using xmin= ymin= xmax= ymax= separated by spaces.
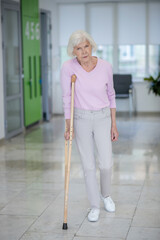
xmin=60 ymin=30 xmax=119 ymax=222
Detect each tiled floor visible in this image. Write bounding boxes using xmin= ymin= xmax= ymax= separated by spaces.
xmin=0 ymin=114 xmax=160 ymax=240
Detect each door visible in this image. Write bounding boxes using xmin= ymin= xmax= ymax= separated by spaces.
xmin=21 ymin=0 xmax=42 ymax=126
xmin=2 ymin=2 xmax=23 ymax=138
xmin=40 ymin=11 xmax=52 ymax=121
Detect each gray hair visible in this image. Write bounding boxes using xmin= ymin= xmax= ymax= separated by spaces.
xmin=67 ymin=30 xmax=97 ymax=57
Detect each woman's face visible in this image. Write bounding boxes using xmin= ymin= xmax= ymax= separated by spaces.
xmin=73 ymin=40 xmax=92 ymax=64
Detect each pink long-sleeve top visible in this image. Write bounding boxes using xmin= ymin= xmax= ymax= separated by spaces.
xmin=60 ymin=57 xmax=116 ymax=119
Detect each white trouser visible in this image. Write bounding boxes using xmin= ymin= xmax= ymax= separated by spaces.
xmin=74 ymin=107 xmax=113 ymax=209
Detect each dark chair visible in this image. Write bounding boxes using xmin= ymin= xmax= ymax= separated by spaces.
xmin=113 ymin=74 xmax=135 ymax=115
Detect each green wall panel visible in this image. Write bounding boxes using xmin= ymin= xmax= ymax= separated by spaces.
xmin=21 ymin=0 xmax=39 ymax=18
xmin=21 ymin=0 xmax=42 ymax=126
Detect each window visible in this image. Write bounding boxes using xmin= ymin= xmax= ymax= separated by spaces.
xmin=149 ymin=45 xmax=160 ymax=78
xmin=60 ymin=45 xmax=113 ymax=67
xmin=59 ymin=2 xmax=160 ymax=80
xmin=59 ymin=4 xmax=85 ymax=46
xmin=95 ymin=45 xmax=113 ymax=65
xmin=148 ymin=3 xmax=160 ymax=78
xmin=118 ymin=45 xmax=146 ymax=78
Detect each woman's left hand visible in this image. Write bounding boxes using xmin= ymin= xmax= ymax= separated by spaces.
xmin=111 ymin=125 xmax=119 ymax=142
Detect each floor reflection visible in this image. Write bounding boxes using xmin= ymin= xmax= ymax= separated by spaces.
xmin=0 ymin=114 xmax=160 ymax=240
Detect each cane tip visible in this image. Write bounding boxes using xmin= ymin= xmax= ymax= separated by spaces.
xmin=62 ymin=223 xmax=68 ymax=230
xmin=71 ymin=74 xmax=77 ymax=83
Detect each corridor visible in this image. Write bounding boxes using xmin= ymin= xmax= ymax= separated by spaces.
xmin=0 ymin=114 xmax=160 ymax=240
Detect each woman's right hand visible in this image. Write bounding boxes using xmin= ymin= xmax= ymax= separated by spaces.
xmin=64 ymin=119 xmax=74 ymax=140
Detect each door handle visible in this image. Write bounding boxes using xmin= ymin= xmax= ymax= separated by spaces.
xmin=29 ymin=78 xmax=32 ymax=99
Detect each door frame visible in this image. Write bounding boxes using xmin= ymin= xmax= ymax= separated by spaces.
xmin=1 ymin=0 xmax=24 ymax=139
xmin=40 ymin=9 xmax=53 ymax=121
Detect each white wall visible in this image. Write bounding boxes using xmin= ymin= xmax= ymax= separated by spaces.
xmin=116 ymin=82 xmax=160 ymax=112
xmin=134 ymin=82 xmax=160 ymax=112
xmin=0 ymin=2 xmax=5 ymax=140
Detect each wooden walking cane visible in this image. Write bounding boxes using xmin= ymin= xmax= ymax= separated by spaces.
xmin=62 ymin=74 xmax=77 ymax=230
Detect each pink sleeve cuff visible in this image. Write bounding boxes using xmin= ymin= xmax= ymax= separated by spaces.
xmin=110 ymin=101 xmax=116 ymax=108
xmin=64 ymin=108 xmax=71 ymax=119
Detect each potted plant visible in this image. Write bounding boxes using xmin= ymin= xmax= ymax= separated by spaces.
xmin=144 ymin=72 xmax=160 ymax=96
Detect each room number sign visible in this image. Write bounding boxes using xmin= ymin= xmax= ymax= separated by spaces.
xmin=25 ymin=21 xmax=40 ymax=40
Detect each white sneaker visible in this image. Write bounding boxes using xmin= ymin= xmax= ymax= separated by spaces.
xmin=87 ymin=208 xmax=100 ymax=222
xmin=103 ymin=196 xmax=115 ymax=212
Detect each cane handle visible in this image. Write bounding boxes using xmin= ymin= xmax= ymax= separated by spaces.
xmin=71 ymin=74 xmax=76 ymax=83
